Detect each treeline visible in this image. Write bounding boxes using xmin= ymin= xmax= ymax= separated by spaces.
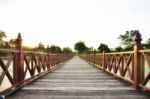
xmin=74 ymin=30 xmax=150 ymax=54
xmin=1 ymin=30 xmax=150 ymax=54
xmin=0 ymin=30 xmax=73 ymax=54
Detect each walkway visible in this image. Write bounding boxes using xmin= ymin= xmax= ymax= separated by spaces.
xmin=8 ymin=56 xmax=149 ymax=99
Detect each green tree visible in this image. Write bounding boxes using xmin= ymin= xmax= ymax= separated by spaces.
xmin=3 ymin=41 xmax=11 ymax=49
xmin=85 ymin=47 xmax=93 ymax=54
xmin=74 ymin=41 xmax=87 ymax=54
xmin=118 ymin=30 xmax=138 ymax=51
xmin=85 ymin=47 xmax=97 ymax=54
xmin=33 ymin=42 xmax=45 ymax=51
xmin=144 ymin=38 xmax=150 ymax=49
xmin=49 ymin=45 xmax=62 ymax=54
xmin=114 ymin=46 xmax=123 ymax=52
xmin=9 ymin=39 xmax=16 ymax=48
xmin=38 ymin=42 xmax=45 ymax=49
xmin=62 ymin=47 xmax=73 ymax=54
xmin=98 ymin=43 xmax=110 ymax=53
xmin=0 ymin=30 xmax=6 ymax=47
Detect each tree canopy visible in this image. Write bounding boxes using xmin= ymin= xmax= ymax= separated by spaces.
xmin=62 ymin=47 xmax=73 ymax=54
xmin=97 ymin=43 xmax=110 ymax=53
xmin=0 ymin=30 xmax=7 ymax=47
xmin=118 ymin=30 xmax=138 ymax=51
xmin=1 ymin=29 xmax=150 ymax=53
xmin=144 ymin=38 xmax=150 ymax=49
xmin=114 ymin=46 xmax=123 ymax=52
xmin=48 ymin=45 xmax=62 ymax=54
xmin=74 ymin=41 xmax=87 ymax=54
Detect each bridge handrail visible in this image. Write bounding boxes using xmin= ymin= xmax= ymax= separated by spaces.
xmin=0 ymin=33 xmax=73 ymax=96
xmin=0 ymin=49 xmax=19 ymax=53
xmin=80 ymin=31 xmax=150 ymax=91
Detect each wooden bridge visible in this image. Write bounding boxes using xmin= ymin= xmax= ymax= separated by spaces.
xmin=0 ymin=32 xmax=150 ymax=99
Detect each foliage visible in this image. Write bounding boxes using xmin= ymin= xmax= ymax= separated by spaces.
xmin=0 ymin=30 xmax=7 ymax=48
xmin=74 ymin=41 xmax=87 ymax=54
xmin=38 ymin=42 xmax=45 ymax=49
xmin=144 ymin=38 xmax=150 ymax=49
xmin=62 ymin=47 xmax=73 ymax=54
xmin=85 ymin=47 xmax=97 ymax=54
xmin=114 ymin=46 xmax=123 ymax=52
xmin=118 ymin=30 xmax=138 ymax=51
xmin=49 ymin=45 xmax=62 ymax=54
xmin=97 ymin=43 xmax=110 ymax=53
xmin=9 ymin=39 xmax=16 ymax=48
xmin=33 ymin=42 xmax=45 ymax=52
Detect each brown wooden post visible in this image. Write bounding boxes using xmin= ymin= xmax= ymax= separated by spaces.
xmin=47 ymin=45 xmax=50 ymax=70
xmin=133 ymin=31 xmax=144 ymax=89
xmin=103 ymin=51 xmax=106 ymax=69
xmin=14 ymin=33 xmax=24 ymax=85
xmin=47 ymin=53 xmax=50 ymax=70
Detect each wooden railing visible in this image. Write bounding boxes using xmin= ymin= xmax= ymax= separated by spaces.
xmin=0 ymin=33 xmax=73 ymax=96
xmin=81 ymin=32 xmax=150 ymax=91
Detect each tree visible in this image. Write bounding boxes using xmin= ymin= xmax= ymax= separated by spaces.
xmin=9 ymin=39 xmax=16 ymax=48
xmin=85 ymin=47 xmax=97 ymax=54
xmin=118 ymin=30 xmax=138 ymax=51
xmin=62 ymin=47 xmax=73 ymax=54
xmin=33 ymin=42 xmax=45 ymax=51
xmin=38 ymin=42 xmax=45 ymax=49
xmin=0 ymin=30 xmax=6 ymax=47
xmin=98 ymin=43 xmax=110 ymax=53
xmin=3 ymin=41 xmax=11 ymax=49
xmin=74 ymin=41 xmax=87 ymax=54
xmin=85 ymin=47 xmax=93 ymax=54
xmin=144 ymin=38 xmax=150 ymax=49
xmin=49 ymin=45 xmax=62 ymax=54
xmin=114 ymin=46 xmax=123 ymax=52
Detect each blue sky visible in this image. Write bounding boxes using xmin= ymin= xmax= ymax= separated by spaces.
xmin=0 ymin=0 xmax=150 ymax=49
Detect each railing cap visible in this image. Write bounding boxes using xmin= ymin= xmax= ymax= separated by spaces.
xmin=134 ymin=31 xmax=142 ymax=45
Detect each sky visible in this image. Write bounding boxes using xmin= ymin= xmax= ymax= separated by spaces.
xmin=0 ymin=0 xmax=150 ymax=50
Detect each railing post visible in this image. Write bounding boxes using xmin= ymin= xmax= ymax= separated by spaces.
xmin=47 ymin=46 xmax=50 ymax=70
xmin=133 ymin=31 xmax=144 ymax=89
xmin=103 ymin=51 xmax=106 ymax=69
xmin=47 ymin=53 xmax=50 ymax=70
xmin=14 ymin=33 xmax=24 ymax=85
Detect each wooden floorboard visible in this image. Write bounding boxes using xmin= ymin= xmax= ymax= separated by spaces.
xmin=7 ymin=56 xmax=150 ymax=99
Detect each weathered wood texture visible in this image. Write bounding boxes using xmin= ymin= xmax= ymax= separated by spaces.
xmin=7 ymin=56 xmax=150 ymax=99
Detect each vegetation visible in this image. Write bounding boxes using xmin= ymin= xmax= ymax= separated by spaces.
xmin=97 ymin=43 xmax=110 ymax=53
xmin=0 ymin=30 xmax=7 ymax=48
xmin=33 ymin=42 xmax=45 ymax=52
xmin=48 ymin=45 xmax=62 ymax=54
xmin=0 ymin=30 xmax=73 ymax=54
xmin=1 ymin=29 xmax=150 ymax=55
xmin=114 ymin=46 xmax=123 ymax=52
xmin=62 ymin=47 xmax=73 ymax=54
xmin=144 ymin=38 xmax=150 ymax=49
xmin=118 ymin=30 xmax=137 ymax=51
xmin=74 ymin=41 xmax=87 ymax=54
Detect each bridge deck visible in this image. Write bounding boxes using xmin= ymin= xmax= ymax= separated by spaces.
xmin=8 ymin=56 xmax=149 ymax=99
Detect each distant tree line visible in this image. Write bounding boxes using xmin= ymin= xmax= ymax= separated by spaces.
xmin=1 ymin=30 xmax=150 ymax=55
xmin=74 ymin=30 xmax=150 ymax=54
xmin=0 ymin=30 xmax=73 ymax=54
